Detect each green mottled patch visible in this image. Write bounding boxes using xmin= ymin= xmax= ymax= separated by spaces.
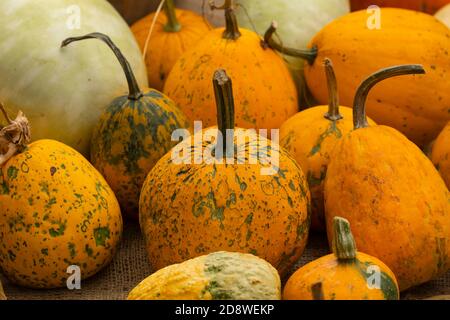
xmin=85 ymin=244 xmax=94 ymax=257
xmin=49 ymin=221 xmax=66 ymax=237
xmin=45 ymin=197 xmax=57 ymax=209
xmin=203 ymin=281 xmax=233 ymax=299
xmin=307 ymin=167 xmax=327 ymax=187
xmin=244 ymin=213 xmax=253 ymax=225
xmin=7 ymin=166 xmax=19 ymax=179
xmin=39 ymin=182 xmax=50 ymax=196
xmin=235 ymin=174 xmax=247 ymax=191
xmin=94 ymin=227 xmax=111 ymax=247
xmin=41 ymin=248 xmax=48 ymax=256
xmin=309 ymin=122 xmax=342 ymax=157
xmin=203 ymin=252 xmax=279 ymax=300
xmin=192 ymin=192 xmax=225 ymax=226
xmin=68 ymin=242 xmax=76 ymax=259
xmin=356 ymin=260 xmax=399 ymax=300
xmin=288 ymin=180 xmax=296 ymax=191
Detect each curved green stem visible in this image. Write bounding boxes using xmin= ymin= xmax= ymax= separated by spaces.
xmin=210 ymin=0 xmax=241 ymax=40
xmin=213 ymin=69 xmax=235 ymax=157
xmin=353 ymin=65 xmax=425 ymax=129
xmin=61 ymin=32 xmax=143 ymax=100
xmin=262 ymin=21 xmax=317 ymax=65
xmin=323 ymin=58 xmax=342 ymax=121
xmin=164 ymin=0 xmax=181 ymax=32
xmin=332 ymin=217 xmax=357 ymax=261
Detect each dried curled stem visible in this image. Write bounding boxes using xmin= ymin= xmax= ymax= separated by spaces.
xmin=0 ymin=103 xmax=31 ymax=166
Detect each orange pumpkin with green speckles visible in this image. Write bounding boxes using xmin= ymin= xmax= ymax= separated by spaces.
xmin=280 ymin=59 xmax=376 ymax=231
xmin=131 ymin=0 xmax=211 ymax=91
xmin=284 ymin=217 xmax=399 ymax=300
xmin=0 ymin=104 xmax=122 ymax=288
xmin=324 ymin=65 xmax=450 ymax=291
xmin=163 ymin=0 xmax=298 ymax=132
xmin=431 ymin=122 xmax=450 ymax=189
xmin=140 ymin=70 xmax=310 ymax=276
xmin=61 ymin=33 xmax=191 ymax=220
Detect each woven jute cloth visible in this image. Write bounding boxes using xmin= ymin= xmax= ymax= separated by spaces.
xmin=1 ymin=223 xmax=449 ymax=300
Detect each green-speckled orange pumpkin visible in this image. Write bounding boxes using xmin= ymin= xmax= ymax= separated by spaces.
xmin=284 ymin=217 xmax=399 ymax=300
xmin=0 ymin=104 xmax=122 ymax=288
xmin=280 ymin=59 xmax=376 ymax=231
xmin=62 ymin=33 xmax=191 ymax=220
xmin=140 ymin=70 xmax=311 ymax=276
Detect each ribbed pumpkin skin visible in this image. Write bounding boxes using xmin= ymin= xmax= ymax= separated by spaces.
xmin=91 ymin=89 xmax=191 ymax=219
xmin=284 ymin=252 xmax=399 ymax=300
xmin=131 ymin=9 xmax=210 ymax=91
xmin=0 ymin=140 xmax=122 ymax=288
xmin=432 ymin=122 xmax=450 ymax=189
xmin=128 ymin=251 xmax=281 ymax=300
xmin=324 ymin=126 xmax=450 ymax=291
xmin=350 ymin=0 xmax=450 ymax=13
xmin=139 ymin=129 xmax=311 ymax=276
xmin=163 ymin=28 xmax=298 ymax=131
xmin=304 ymin=9 xmax=450 ymax=146
xmin=280 ymin=106 xmax=376 ymax=230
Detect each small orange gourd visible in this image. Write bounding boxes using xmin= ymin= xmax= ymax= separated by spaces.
xmin=131 ymin=0 xmax=211 ymax=91
xmin=0 ymin=104 xmax=122 ymax=288
xmin=163 ymin=0 xmax=298 ymax=132
xmin=140 ymin=69 xmax=310 ymax=276
xmin=284 ymin=217 xmax=399 ymax=300
xmin=61 ymin=33 xmax=191 ymax=220
xmin=280 ymin=58 xmax=376 ymax=231
xmin=431 ymin=122 xmax=450 ymax=189
xmin=324 ymin=65 xmax=450 ymax=291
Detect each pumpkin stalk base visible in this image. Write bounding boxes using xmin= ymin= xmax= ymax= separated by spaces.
xmin=164 ymin=0 xmax=181 ymax=33
xmin=210 ymin=0 xmax=241 ymax=40
xmin=213 ymin=69 xmax=235 ymax=158
xmin=0 ymin=103 xmax=31 ymax=166
xmin=263 ymin=21 xmax=318 ymax=65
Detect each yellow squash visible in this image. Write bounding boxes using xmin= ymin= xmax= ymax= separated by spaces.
xmin=284 ymin=217 xmax=399 ymax=300
xmin=0 ymin=104 xmax=122 ymax=288
xmin=280 ymin=59 xmax=376 ymax=231
xmin=324 ymin=65 xmax=450 ymax=291
xmin=128 ymin=251 xmax=281 ymax=300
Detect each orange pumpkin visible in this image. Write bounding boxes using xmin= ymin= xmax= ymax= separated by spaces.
xmin=431 ymin=122 xmax=450 ymax=189
xmin=163 ymin=0 xmax=298 ymax=132
xmin=350 ymin=0 xmax=450 ymax=14
xmin=61 ymin=33 xmax=191 ymax=220
xmin=280 ymin=59 xmax=376 ymax=231
xmin=324 ymin=65 xmax=450 ymax=291
xmin=0 ymin=104 xmax=122 ymax=288
xmin=265 ymin=9 xmax=450 ymax=147
xmin=284 ymin=217 xmax=399 ymax=300
xmin=140 ymin=69 xmax=310 ymax=276
xmin=131 ymin=0 xmax=211 ymax=91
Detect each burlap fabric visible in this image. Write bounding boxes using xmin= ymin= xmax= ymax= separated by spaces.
xmin=1 ymin=223 xmax=449 ymax=300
